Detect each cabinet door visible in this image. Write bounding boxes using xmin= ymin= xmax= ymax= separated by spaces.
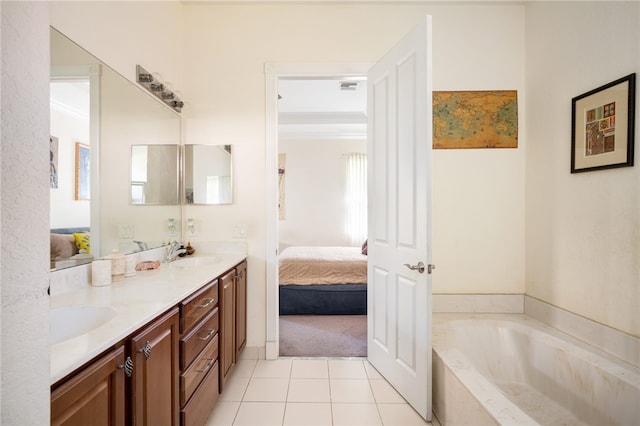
xmin=130 ymin=307 xmax=179 ymax=426
xmin=51 ymin=345 xmax=125 ymax=426
xmin=235 ymin=260 xmax=247 ymax=357
xmin=219 ymin=269 xmax=236 ymax=391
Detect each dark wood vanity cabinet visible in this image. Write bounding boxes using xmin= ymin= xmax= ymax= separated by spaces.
xmin=129 ymin=307 xmax=180 ymax=426
xmin=50 ymin=310 xmax=180 ymax=426
xmin=51 ymin=345 xmax=126 ymax=426
xmin=51 ymin=259 xmax=247 ymax=426
xmin=219 ymin=260 xmax=248 ymax=392
xmin=235 ymin=260 xmax=247 ymax=356
xmin=178 ymin=279 xmax=220 ymax=425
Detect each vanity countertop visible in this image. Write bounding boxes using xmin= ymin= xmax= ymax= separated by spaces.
xmin=50 ymin=252 xmax=247 ymax=385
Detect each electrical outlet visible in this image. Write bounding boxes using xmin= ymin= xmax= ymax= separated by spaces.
xmin=232 ymin=224 xmax=247 ymax=238
xmin=187 ymin=218 xmax=196 ymax=237
xmin=167 ymin=218 xmax=176 ymax=236
xmin=118 ymin=224 xmax=134 ymax=239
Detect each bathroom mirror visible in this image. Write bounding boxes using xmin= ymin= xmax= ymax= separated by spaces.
xmin=131 ymin=145 xmax=180 ymax=205
xmin=183 ymin=145 xmax=233 ymax=205
xmin=50 ymin=27 xmax=182 ymax=270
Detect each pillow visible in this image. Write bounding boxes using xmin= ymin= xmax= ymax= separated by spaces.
xmin=361 ymin=239 xmax=368 ymax=255
xmin=73 ymin=232 xmax=91 ymax=254
xmin=50 ymin=234 xmax=78 ymax=259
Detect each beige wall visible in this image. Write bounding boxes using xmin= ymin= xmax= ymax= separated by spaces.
xmin=525 ymin=1 xmax=640 ymax=337
xmin=278 ymin=138 xmax=367 ymax=250
xmin=49 ymin=1 xmax=638 ymax=342
xmin=182 ymin=3 xmax=527 ymax=346
xmin=50 ymin=1 xmax=184 ymax=90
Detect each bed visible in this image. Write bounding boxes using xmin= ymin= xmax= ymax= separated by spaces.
xmin=279 ymin=246 xmax=368 ymax=315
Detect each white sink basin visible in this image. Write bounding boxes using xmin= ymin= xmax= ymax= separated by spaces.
xmin=171 ymin=256 xmax=220 ymax=268
xmin=50 ymin=306 xmax=117 ymax=344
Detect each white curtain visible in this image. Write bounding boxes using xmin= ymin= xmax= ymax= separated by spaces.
xmin=345 ymin=152 xmax=367 ymax=245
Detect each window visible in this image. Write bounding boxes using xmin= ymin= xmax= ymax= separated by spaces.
xmin=345 ymin=152 xmax=367 ymax=245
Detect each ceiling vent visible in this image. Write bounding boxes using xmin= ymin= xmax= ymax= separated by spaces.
xmin=340 ymin=81 xmax=359 ymax=91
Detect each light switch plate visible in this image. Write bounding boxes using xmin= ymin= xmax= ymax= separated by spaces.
xmin=232 ymin=224 xmax=247 ymax=238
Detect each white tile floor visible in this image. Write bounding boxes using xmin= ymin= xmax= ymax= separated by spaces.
xmin=206 ymin=355 xmax=437 ymax=426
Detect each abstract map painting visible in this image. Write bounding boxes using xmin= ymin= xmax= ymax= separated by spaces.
xmin=433 ymin=90 xmax=518 ymax=149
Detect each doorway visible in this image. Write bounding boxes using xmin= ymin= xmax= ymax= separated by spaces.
xmin=276 ymin=75 xmax=369 ymax=357
xmin=264 ymin=63 xmax=372 ymax=360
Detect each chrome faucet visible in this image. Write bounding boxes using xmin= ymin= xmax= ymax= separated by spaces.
xmin=163 ymin=241 xmax=187 ymax=263
xmin=133 ymin=240 xmax=148 ymax=251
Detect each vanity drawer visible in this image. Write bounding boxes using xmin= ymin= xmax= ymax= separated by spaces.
xmin=180 ymin=360 xmax=219 ymax=426
xmin=180 ymin=280 xmax=218 ymax=333
xmin=180 ymin=307 xmax=219 ymax=370
xmin=180 ymin=333 xmax=219 ymax=406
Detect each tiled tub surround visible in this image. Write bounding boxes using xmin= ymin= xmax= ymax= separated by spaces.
xmin=50 ymin=244 xmax=246 ymax=384
xmin=433 ymin=314 xmax=640 ymax=426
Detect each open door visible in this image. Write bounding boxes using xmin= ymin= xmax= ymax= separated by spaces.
xmin=367 ymin=16 xmax=433 ymax=420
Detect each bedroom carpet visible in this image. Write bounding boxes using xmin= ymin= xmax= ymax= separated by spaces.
xmin=279 ymin=315 xmax=367 ymax=357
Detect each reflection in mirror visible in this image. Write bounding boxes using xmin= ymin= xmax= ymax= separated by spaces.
xmin=50 ymin=27 xmax=182 ymax=270
xmin=131 ymin=145 xmax=180 ymax=205
xmin=184 ymin=145 xmax=233 ymax=205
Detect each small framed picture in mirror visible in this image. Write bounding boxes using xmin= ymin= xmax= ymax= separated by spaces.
xmin=75 ymin=142 xmax=90 ymax=200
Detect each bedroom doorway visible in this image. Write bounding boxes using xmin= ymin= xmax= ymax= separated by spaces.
xmin=275 ymin=75 xmax=369 ymax=358
xmin=266 ymin=17 xmax=433 ymax=420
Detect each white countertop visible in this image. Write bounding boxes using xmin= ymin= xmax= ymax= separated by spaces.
xmin=50 ymin=252 xmax=246 ymax=384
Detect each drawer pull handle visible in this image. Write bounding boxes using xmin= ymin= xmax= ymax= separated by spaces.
xmin=118 ymin=356 xmax=134 ymax=378
xmin=198 ymin=329 xmax=215 ymax=341
xmin=197 ymin=358 xmax=215 ymax=373
xmin=138 ymin=341 xmax=152 ymax=360
xmin=196 ymin=298 xmax=215 ymax=309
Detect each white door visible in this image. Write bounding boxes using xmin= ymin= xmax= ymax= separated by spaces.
xmin=367 ymin=16 xmax=433 ymax=420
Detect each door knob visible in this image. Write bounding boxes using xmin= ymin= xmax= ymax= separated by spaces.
xmin=404 ymin=262 xmax=425 ymax=273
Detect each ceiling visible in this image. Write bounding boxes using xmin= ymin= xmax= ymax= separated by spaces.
xmin=277 ymin=78 xmax=367 ymax=140
xmin=50 ymin=80 xmax=90 ymax=121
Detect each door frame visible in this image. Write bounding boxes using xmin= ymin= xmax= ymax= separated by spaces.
xmin=264 ymin=63 xmax=372 ymax=359
xmin=51 ymin=65 xmax=102 ymax=256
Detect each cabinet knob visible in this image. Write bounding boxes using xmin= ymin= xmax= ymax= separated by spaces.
xmin=118 ymin=356 xmax=134 ymax=378
xmin=235 ymin=271 xmax=244 ymax=280
xmin=138 ymin=341 xmax=152 ymax=360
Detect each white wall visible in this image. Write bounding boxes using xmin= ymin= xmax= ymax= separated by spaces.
xmin=182 ymin=3 xmax=527 ymax=345
xmin=525 ymin=2 xmax=640 ymax=337
xmin=1 ymin=2 xmax=51 ymax=423
xmin=50 ymin=108 xmax=90 ymax=228
xmin=278 ymin=138 xmax=366 ymax=250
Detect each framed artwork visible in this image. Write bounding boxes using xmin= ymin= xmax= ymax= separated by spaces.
xmin=75 ymin=142 xmax=90 ymax=200
xmin=50 ymin=136 xmax=59 ymax=189
xmin=571 ymin=73 xmax=635 ymax=173
xmin=432 ymin=90 xmax=518 ymax=149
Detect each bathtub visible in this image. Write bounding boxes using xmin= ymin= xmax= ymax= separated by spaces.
xmin=432 ymin=315 xmax=640 ymax=426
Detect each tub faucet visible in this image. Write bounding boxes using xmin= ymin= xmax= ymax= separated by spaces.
xmin=163 ymin=241 xmax=186 ymax=263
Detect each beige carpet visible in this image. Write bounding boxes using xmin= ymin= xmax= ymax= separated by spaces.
xmin=279 ymin=315 xmax=367 ymax=357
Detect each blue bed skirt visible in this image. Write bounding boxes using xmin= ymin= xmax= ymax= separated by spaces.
xmin=279 ymin=284 xmax=367 ymax=315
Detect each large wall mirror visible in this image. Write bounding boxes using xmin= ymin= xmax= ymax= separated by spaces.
xmin=50 ymin=28 xmax=182 ymax=270
xmin=183 ymin=145 xmax=233 ymax=205
xmin=131 ymin=145 xmax=180 ymax=205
